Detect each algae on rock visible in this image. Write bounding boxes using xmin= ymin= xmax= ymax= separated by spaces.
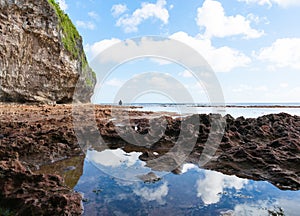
xmin=47 ymin=0 xmax=81 ymax=60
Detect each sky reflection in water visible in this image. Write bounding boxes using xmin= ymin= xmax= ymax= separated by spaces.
xmin=75 ymin=148 xmax=300 ymax=216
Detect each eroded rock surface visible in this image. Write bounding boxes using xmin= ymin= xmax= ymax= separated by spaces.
xmin=0 ymin=0 xmax=96 ymax=103
xmin=0 ymin=104 xmax=299 ymax=215
xmin=94 ymin=112 xmax=300 ymax=190
xmin=0 ymin=159 xmax=83 ymax=216
xmin=197 ymin=113 xmax=300 ymax=190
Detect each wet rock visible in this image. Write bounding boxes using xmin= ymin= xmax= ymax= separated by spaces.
xmin=0 ymin=159 xmax=83 ymax=215
xmin=138 ymin=172 xmax=161 ymax=183
xmin=36 ymin=155 xmax=84 ymax=189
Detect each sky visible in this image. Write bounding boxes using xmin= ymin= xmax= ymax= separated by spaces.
xmin=57 ymin=0 xmax=300 ymax=104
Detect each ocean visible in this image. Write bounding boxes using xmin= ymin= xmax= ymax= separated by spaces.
xmin=98 ymin=102 xmax=300 ymax=118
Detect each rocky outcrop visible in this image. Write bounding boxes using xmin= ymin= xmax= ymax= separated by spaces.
xmin=94 ymin=112 xmax=300 ymax=190
xmin=0 ymin=103 xmax=88 ymax=215
xmin=0 ymin=104 xmax=299 ymax=214
xmin=195 ymin=113 xmax=300 ymax=190
xmin=0 ymin=0 xmax=96 ymax=103
xmin=0 ymin=159 xmax=83 ymax=215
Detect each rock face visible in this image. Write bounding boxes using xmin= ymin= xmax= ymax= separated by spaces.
xmin=0 ymin=0 xmax=96 ymax=103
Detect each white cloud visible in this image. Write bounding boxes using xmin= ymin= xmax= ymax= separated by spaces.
xmin=238 ymin=0 xmax=300 ymax=8
xmin=232 ymin=198 xmax=300 ymax=216
xmin=76 ymin=20 xmax=95 ymax=30
xmin=56 ymin=0 xmax=68 ymax=11
xmin=179 ymin=70 xmax=193 ymax=78
xmin=116 ymin=0 xmax=169 ymax=33
xmin=87 ymin=149 xmax=142 ymax=168
xmin=255 ymin=85 xmax=268 ymax=91
xmin=271 ymin=0 xmax=300 ymax=7
xmin=134 ymin=182 xmax=169 ymax=204
xmin=196 ymin=0 xmax=264 ymax=39
xmin=256 ymin=38 xmax=300 ymax=69
xmin=170 ymin=31 xmax=251 ymax=72
xmin=88 ymin=11 xmax=100 ymax=21
xmin=124 ymin=73 xmax=186 ymax=93
xmin=86 ymin=33 xmax=251 ymax=73
xmin=229 ymin=84 xmax=300 ymax=103
xmin=232 ymin=84 xmax=268 ymax=92
xmin=150 ymin=58 xmax=172 ymax=65
xmin=232 ymin=200 xmax=272 ymax=215
xmin=85 ymin=38 xmax=121 ymax=59
xmin=280 ymin=83 xmax=289 ymax=88
xmin=111 ymin=4 xmax=128 ymax=17
xmin=230 ymin=198 xmax=299 ymax=216
xmin=247 ymin=13 xmax=270 ymax=25
xmin=288 ymin=87 xmax=300 ymax=100
xmin=111 ymin=72 xmax=196 ymax=104
xmin=232 ymin=84 xmax=252 ymax=93
xmin=238 ymin=0 xmax=273 ymax=7
xmin=277 ymin=198 xmax=300 ymax=215
xmin=181 ymin=164 xmax=198 ymax=173
xmin=106 ymin=78 xmax=124 ymax=87
xmin=197 ymin=170 xmax=248 ymax=205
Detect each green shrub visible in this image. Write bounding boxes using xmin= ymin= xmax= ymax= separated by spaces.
xmin=0 ymin=207 xmax=14 ymax=216
xmin=47 ymin=0 xmax=96 ymax=85
xmin=47 ymin=0 xmax=81 ymax=59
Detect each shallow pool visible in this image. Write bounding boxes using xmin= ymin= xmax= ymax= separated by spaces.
xmin=73 ymin=148 xmax=300 ymax=216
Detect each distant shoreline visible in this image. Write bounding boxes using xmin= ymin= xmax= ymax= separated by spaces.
xmin=189 ymin=105 xmax=300 ymax=108
xmin=1 ymin=102 xmax=300 ymax=109
xmin=127 ymin=104 xmax=300 ymax=109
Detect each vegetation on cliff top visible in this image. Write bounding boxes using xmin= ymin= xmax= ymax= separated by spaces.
xmin=47 ymin=0 xmax=81 ymax=59
xmin=47 ymin=0 xmax=95 ymax=87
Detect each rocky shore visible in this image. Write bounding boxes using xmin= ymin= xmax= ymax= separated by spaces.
xmin=0 ymin=103 xmax=299 ymax=215
xmin=0 ymin=104 xmax=84 ymax=215
xmin=0 ymin=103 xmax=148 ymax=215
xmin=91 ymin=108 xmax=300 ymax=190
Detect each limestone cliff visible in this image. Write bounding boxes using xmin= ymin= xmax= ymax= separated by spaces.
xmin=0 ymin=0 xmax=96 ymax=103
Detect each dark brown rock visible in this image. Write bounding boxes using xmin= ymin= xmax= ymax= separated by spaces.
xmin=1 ymin=103 xmax=300 ymax=216
xmin=96 ymin=111 xmax=300 ymax=190
xmin=0 ymin=159 xmax=83 ymax=216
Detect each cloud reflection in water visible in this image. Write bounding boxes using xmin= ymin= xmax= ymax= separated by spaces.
xmin=197 ymin=170 xmax=248 ymax=205
xmin=134 ymin=182 xmax=169 ymax=205
xmin=87 ymin=149 xmax=143 ymax=168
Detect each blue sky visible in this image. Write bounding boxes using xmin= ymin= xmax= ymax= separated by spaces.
xmin=57 ymin=0 xmax=300 ymax=103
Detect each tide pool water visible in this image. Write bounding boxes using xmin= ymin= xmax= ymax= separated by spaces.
xmin=74 ymin=148 xmax=300 ymax=216
xmin=73 ymin=103 xmax=300 ymax=215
